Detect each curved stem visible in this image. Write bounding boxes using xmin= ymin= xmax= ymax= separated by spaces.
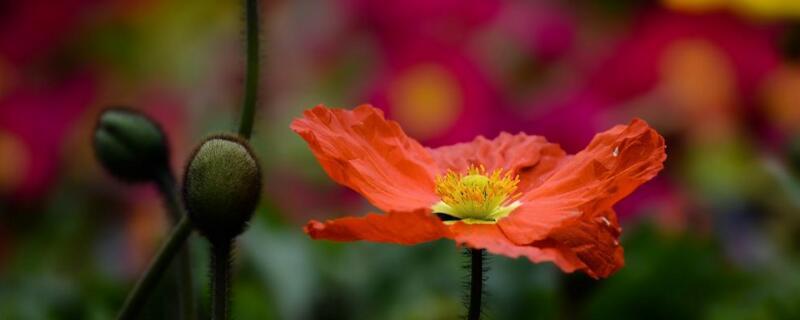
xmin=211 ymin=239 xmax=233 ymax=320
xmin=155 ymin=169 xmax=196 ymax=320
xmin=117 ymin=216 xmax=193 ymax=320
xmin=154 ymin=171 xmax=181 ymax=221
xmin=468 ymin=249 xmax=485 ymax=320
xmin=238 ymin=0 xmax=260 ymax=139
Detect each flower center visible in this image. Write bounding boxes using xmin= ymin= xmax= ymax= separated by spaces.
xmin=432 ymin=165 xmax=522 ymax=224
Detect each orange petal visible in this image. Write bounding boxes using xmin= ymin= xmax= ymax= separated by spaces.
xmin=499 ymin=118 xmax=666 ymax=245
xmin=291 ymin=105 xmax=440 ymax=212
xmin=428 ymin=132 xmax=566 ymax=192
xmin=304 ymin=209 xmax=450 ymax=245
xmin=533 ymin=209 xmax=624 ymax=279
xmin=448 ymin=222 xmax=585 ymax=273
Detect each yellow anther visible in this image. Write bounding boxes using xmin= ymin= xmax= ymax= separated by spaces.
xmin=432 ymin=165 xmax=521 ymax=224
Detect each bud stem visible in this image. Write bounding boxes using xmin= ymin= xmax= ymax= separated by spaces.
xmin=155 ymin=169 xmax=196 ymax=320
xmin=238 ymin=0 xmax=260 ymax=139
xmin=467 ymin=249 xmax=485 ymax=320
xmin=154 ymin=170 xmax=181 ymax=222
xmin=211 ymin=239 xmax=234 ymax=320
xmin=117 ymin=216 xmax=193 ymax=320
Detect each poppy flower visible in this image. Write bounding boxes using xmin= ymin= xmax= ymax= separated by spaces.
xmin=291 ymin=104 xmax=665 ymax=278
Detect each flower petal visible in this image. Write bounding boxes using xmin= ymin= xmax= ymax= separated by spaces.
xmin=304 ymin=209 xmax=449 ymax=245
xmin=499 ymin=118 xmax=666 ymax=245
xmin=448 ymin=222 xmax=585 ymax=273
xmin=533 ymin=209 xmax=624 ymax=279
xmin=428 ymin=132 xmax=566 ymax=192
xmin=291 ymin=105 xmax=440 ymax=212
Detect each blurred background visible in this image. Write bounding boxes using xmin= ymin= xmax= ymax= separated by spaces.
xmin=2 ymin=0 xmax=800 ymax=319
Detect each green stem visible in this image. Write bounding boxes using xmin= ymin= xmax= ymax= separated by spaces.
xmin=176 ymin=248 xmax=195 ymax=320
xmin=238 ymin=0 xmax=260 ymax=139
xmin=155 ymin=170 xmax=196 ymax=320
xmin=211 ymin=239 xmax=233 ymax=320
xmin=117 ymin=216 xmax=193 ymax=320
xmin=468 ymin=249 xmax=485 ymax=320
xmin=154 ymin=171 xmax=181 ymax=221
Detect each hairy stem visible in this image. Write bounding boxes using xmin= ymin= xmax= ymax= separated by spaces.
xmin=176 ymin=248 xmax=195 ymax=320
xmin=238 ymin=0 xmax=260 ymax=139
xmin=211 ymin=239 xmax=233 ymax=320
xmin=117 ymin=216 xmax=193 ymax=320
xmin=205 ymin=1 xmax=259 ymax=318
xmin=155 ymin=170 xmax=196 ymax=320
xmin=468 ymin=249 xmax=484 ymax=320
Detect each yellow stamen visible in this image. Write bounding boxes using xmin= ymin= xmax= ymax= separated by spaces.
xmin=432 ymin=165 xmax=521 ymax=224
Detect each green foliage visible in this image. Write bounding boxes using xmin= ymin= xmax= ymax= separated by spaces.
xmin=580 ymin=224 xmax=746 ymax=320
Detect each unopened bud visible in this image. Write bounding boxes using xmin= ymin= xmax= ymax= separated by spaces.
xmin=183 ymin=135 xmax=261 ymax=241
xmin=94 ymin=108 xmax=169 ymax=183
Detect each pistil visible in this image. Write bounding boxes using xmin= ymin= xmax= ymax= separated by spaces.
xmin=432 ymin=165 xmax=521 ymax=223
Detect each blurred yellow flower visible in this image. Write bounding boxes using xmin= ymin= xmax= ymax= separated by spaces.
xmin=664 ymin=0 xmax=800 ymax=19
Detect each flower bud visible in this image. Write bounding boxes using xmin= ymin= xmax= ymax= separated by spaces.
xmin=183 ymin=135 xmax=261 ymax=241
xmin=94 ymin=108 xmax=169 ymax=183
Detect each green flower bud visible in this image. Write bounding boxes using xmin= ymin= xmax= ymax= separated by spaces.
xmin=94 ymin=108 xmax=169 ymax=183
xmin=183 ymin=135 xmax=261 ymax=241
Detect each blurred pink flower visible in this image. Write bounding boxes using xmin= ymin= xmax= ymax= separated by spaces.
xmin=518 ymin=9 xmax=780 ymax=161
xmin=340 ymin=0 xmax=585 ymax=148
xmin=492 ymin=1 xmax=576 ymax=61
xmin=585 ymin=9 xmax=780 ymax=105
xmin=0 ymin=1 xmax=110 ymax=200
xmin=564 ymin=10 xmax=781 ymax=222
xmin=344 ymin=0 xmax=501 ymax=47
xmin=0 ymin=0 xmax=102 ymax=66
xmin=516 ymin=95 xmax=606 ymax=154
xmin=364 ymin=39 xmax=508 ymax=147
xmin=0 ymin=73 xmax=96 ymax=200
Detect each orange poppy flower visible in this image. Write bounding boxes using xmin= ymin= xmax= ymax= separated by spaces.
xmin=291 ymin=104 xmax=666 ymax=279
